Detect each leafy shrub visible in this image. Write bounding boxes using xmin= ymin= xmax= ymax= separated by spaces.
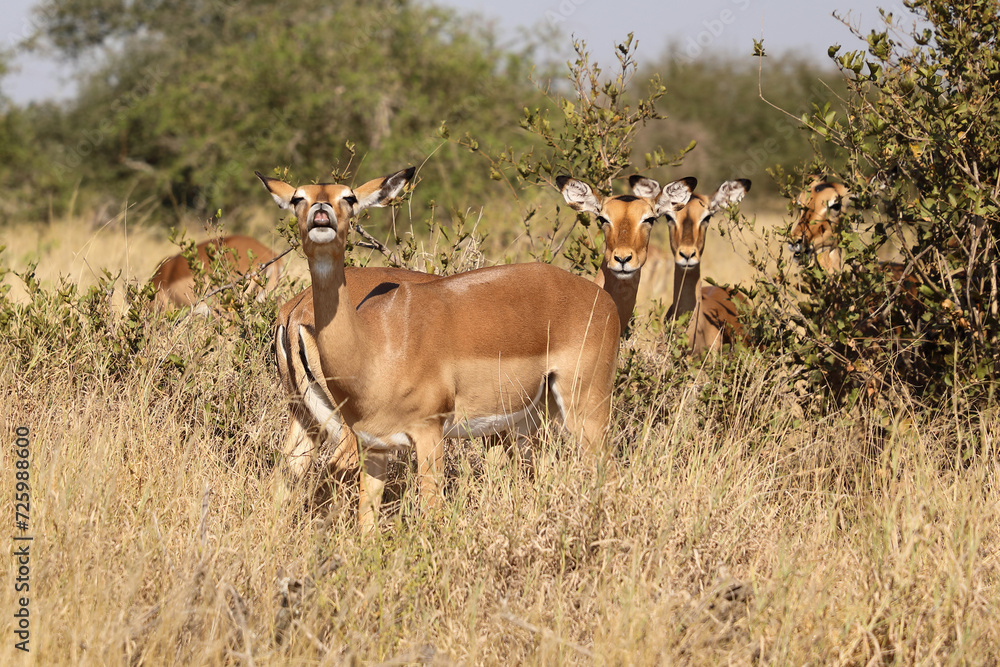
xmin=751 ymin=0 xmax=1000 ymax=414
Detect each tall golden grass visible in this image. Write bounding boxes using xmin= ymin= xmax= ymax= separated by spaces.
xmin=2 ymin=204 xmax=998 ymax=665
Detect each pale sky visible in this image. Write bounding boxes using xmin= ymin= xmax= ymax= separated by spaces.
xmin=2 ymin=0 xmax=906 ymax=105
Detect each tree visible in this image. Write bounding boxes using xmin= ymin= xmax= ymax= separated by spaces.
xmin=16 ymin=0 xmax=544 ymax=219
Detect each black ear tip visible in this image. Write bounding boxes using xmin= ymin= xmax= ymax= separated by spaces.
xmin=254 ymin=170 xmax=266 ymax=181
xmin=682 ymin=176 xmax=698 ymax=190
xmin=555 ymin=175 xmax=572 ymax=189
xmin=402 ymin=166 xmax=416 ymax=180
xmin=628 ymin=174 xmax=644 ymax=187
xmin=738 ymin=178 xmax=752 ymax=192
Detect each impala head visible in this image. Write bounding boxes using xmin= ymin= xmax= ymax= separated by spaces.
xmin=255 ymin=167 xmax=415 ymax=260
xmin=788 ymin=180 xmax=850 ymax=263
xmin=558 ymin=175 xmax=696 ymax=280
xmin=653 ymin=179 xmax=751 ymax=272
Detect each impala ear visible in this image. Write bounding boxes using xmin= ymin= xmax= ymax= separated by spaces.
xmin=353 ymin=167 xmax=416 ymax=212
xmin=707 ymin=179 xmax=751 ymax=214
xmin=556 ymin=176 xmax=602 ymax=215
xmin=628 ymin=175 xmax=661 ymax=200
xmin=654 ymin=176 xmax=697 ymax=216
xmin=833 ymin=182 xmax=851 ymax=203
xmin=255 ymin=171 xmax=297 ymax=210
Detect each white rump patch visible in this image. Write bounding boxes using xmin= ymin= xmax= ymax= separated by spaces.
xmin=295 ymin=325 xmax=342 ymax=438
xmin=301 ymin=384 xmax=342 ymax=440
xmin=276 ymin=325 xmax=288 ymax=363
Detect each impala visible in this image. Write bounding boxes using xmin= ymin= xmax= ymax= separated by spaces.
xmin=150 ymin=234 xmax=283 ymax=311
xmin=788 ymin=180 xmax=850 ymax=272
xmin=556 ymin=174 xmax=696 ymax=333
xmin=652 ymin=179 xmax=751 ymax=355
xmin=274 ymin=267 xmax=437 ymax=497
xmin=257 ymin=168 xmax=620 ymax=528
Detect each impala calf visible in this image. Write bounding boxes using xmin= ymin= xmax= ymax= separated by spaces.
xmin=150 ymin=234 xmax=283 ymax=311
xmin=557 ymin=174 xmax=696 ymax=333
xmin=257 ymin=168 xmax=620 ymax=529
xmin=652 ymin=179 xmax=751 ymax=355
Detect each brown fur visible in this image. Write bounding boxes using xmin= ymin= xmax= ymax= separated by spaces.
xmin=274 ymin=268 xmax=438 ymax=499
xmin=558 ymin=174 xmax=696 ymax=333
xmin=150 ymin=235 xmax=282 ymax=310
xmin=789 ymin=181 xmax=850 ymax=272
xmin=273 ymin=175 xmax=695 ymax=499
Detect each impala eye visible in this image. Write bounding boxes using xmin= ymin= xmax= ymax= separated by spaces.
xmin=343 ymin=195 xmax=358 ymax=207
xmin=596 ymin=215 xmax=611 ymax=227
xmin=290 ymin=196 xmax=304 ymax=207
xmin=642 ymin=217 xmax=657 ymax=225
xmin=829 ymin=200 xmax=842 ymax=210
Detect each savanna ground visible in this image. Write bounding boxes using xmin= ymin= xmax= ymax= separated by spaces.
xmin=2 ymin=190 xmax=998 ymax=665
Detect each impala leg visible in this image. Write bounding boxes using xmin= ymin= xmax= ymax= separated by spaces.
xmin=560 ymin=379 xmax=613 ymax=460
xmin=326 ymin=424 xmax=360 ymax=477
xmin=512 ymin=431 xmax=536 ymax=477
xmin=358 ymin=448 xmax=388 ymax=533
xmin=284 ymin=409 xmax=318 ymax=478
xmin=413 ymin=426 xmax=446 ymax=512
xmin=709 ymin=325 xmax=725 ymax=354
xmin=273 ymin=409 xmax=316 ymax=506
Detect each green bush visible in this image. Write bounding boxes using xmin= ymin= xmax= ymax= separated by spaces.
xmin=754 ymin=0 xmax=1000 ymax=414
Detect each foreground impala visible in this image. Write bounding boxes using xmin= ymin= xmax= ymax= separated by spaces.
xmin=274 ymin=268 xmax=437 ymax=494
xmin=653 ymin=179 xmax=751 ymax=355
xmin=272 ymin=174 xmax=693 ymax=497
xmin=257 ymin=168 xmax=620 ymax=527
xmin=556 ymin=174 xmax=696 ymax=333
xmin=150 ymin=235 xmax=283 ymax=311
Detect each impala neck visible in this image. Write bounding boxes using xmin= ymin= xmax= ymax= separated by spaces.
xmin=670 ymin=263 xmax=702 ymax=318
xmin=308 ymin=254 xmax=371 ymax=397
xmin=595 ymin=261 xmax=640 ymax=333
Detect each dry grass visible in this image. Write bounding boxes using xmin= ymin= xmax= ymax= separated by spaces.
xmin=2 ymin=209 xmax=998 ymax=665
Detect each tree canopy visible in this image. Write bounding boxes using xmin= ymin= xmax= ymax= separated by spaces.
xmin=7 ymin=0 xmax=546 ymax=220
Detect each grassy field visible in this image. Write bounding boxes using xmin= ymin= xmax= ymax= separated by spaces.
xmin=2 ymin=201 xmax=998 ymax=665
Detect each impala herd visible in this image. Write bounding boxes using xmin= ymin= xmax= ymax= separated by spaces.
xmin=149 ymin=167 xmax=848 ymax=528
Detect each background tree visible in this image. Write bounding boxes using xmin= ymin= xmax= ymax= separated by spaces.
xmin=13 ymin=0 xmax=548 ymax=222
xmin=635 ymin=49 xmax=846 ymax=201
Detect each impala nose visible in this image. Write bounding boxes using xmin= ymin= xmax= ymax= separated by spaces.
xmin=613 ymin=252 xmax=632 ymax=266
